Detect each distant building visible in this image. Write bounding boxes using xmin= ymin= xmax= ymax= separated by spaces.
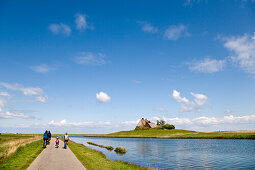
xmin=136 ymin=118 xmax=157 ymax=128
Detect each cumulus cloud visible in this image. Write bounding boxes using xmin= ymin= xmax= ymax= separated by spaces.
xmin=48 ymin=23 xmax=71 ymax=36
xmin=221 ymin=33 xmax=255 ymax=74
xmin=151 ymin=114 xmax=255 ymax=126
xmin=137 ymin=21 xmax=158 ymax=33
xmin=172 ymin=90 xmax=207 ymax=112
xmin=73 ymin=52 xmax=107 ymax=65
xmin=30 ymin=64 xmax=56 ymax=73
xmin=164 ymin=24 xmax=190 ymax=40
xmin=172 ymin=90 xmax=189 ymax=103
xmin=0 ymin=82 xmax=47 ymax=103
xmin=96 ymin=91 xmax=111 ymax=103
xmin=48 ymin=119 xmax=112 ymax=127
xmin=0 ymin=111 xmax=34 ymax=119
xmin=189 ymin=57 xmax=226 ymax=73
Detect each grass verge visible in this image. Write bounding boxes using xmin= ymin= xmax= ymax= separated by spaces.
xmin=68 ymin=140 xmax=148 ymax=170
xmin=0 ymin=139 xmax=44 ymax=169
xmin=0 ymin=134 xmax=41 ymax=160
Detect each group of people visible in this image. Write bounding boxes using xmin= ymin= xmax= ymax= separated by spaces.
xmin=43 ymin=130 xmax=69 ymax=148
xmin=43 ymin=130 xmax=51 ymax=145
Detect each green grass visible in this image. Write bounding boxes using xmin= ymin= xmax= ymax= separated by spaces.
xmin=0 ymin=134 xmax=40 ymax=160
xmin=68 ymin=140 xmax=148 ymax=170
xmin=0 ymin=134 xmax=35 ymax=146
xmin=76 ymin=129 xmax=255 ymax=139
xmin=0 ymin=139 xmax=44 ymax=170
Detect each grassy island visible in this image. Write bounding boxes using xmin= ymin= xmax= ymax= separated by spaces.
xmin=76 ymin=129 xmax=255 ymax=139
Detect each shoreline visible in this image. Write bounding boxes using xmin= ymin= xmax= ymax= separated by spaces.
xmin=68 ymin=129 xmax=255 ymax=140
xmin=71 ymin=135 xmax=255 ymax=139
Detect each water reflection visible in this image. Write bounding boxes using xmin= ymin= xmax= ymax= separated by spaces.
xmin=71 ymin=137 xmax=255 ymax=169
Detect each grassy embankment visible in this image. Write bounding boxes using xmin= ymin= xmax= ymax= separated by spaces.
xmin=0 ymin=134 xmax=43 ymax=169
xmin=76 ymin=129 xmax=255 ymax=139
xmin=67 ymin=140 xmax=149 ymax=170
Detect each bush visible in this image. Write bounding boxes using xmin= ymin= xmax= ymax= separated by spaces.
xmin=162 ymin=124 xmax=175 ymax=129
xmin=114 ymin=147 xmax=127 ymax=154
xmin=157 ymin=120 xmax=166 ymax=126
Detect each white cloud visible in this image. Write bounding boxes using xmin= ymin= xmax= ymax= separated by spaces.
xmin=36 ymin=96 xmax=48 ymax=103
xmin=122 ymin=119 xmax=140 ymax=126
xmin=48 ymin=119 xmax=112 ymax=127
xmin=172 ymin=90 xmax=189 ymax=103
xmin=0 ymin=111 xmax=33 ymax=119
xmin=30 ymin=64 xmax=56 ymax=73
xmin=96 ymin=91 xmax=111 ymax=103
xmin=1 ymin=82 xmax=47 ymax=103
xmin=0 ymin=92 xmax=10 ymax=97
xmin=151 ymin=114 xmax=255 ymax=130
xmin=189 ymin=57 xmax=226 ymax=73
xmin=1 ymin=82 xmax=43 ymax=96
xmin=48 ymin=23 xmax=71 ymax=36
xmin=137 ymin=21 xmax=158 ymax=33
xmin=172 ymin=90 xmax=208 ymax=112
xmin=75 ymin=14 xmax=87 ymax=31
xmin=164 ymin=24 xmax=190 ymax=40
xmin=73 ymin=52 xmax=107 ymax=65
xmin=0 ymin=99 xmax=5 ymax=112
xmin=75 ymin=13 xmax=94 ymax=31
xmin=190 ymin=92 xmax=207 ymax=106
xmin=222 ymin=33 xmax=255 ymax=74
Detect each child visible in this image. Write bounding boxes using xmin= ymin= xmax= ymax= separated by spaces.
xmin=55 ymin=137 xmax=59 ymax=147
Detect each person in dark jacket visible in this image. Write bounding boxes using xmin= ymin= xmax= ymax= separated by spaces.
xmin=43 ymin=130 xmax=48 ymax=145
xmin=48 ymin=131 xmax=51 ymax=140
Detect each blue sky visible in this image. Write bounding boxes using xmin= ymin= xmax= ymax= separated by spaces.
xmin=0 ymin=0 xmax=255 ymax=133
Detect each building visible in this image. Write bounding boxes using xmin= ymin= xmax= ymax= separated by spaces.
xmin=136 ymin=118 xmax=157 ymax=128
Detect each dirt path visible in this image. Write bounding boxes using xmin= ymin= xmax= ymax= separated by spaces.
xmin=28 ymin=138 xmax=86 ymax=170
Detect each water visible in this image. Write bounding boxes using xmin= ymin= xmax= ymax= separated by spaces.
xmin=71 ymin=136 xmax=255 ymax=169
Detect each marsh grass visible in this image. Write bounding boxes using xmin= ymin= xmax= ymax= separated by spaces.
xmin=0 ymin=134 xmax=41 ymax=161
xmin=0 ymin=139 xmax=43 ymax=169
xmin=68 ymin=140 xmax=148 ymax=170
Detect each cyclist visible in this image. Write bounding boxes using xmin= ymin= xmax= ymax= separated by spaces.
xmin=43 ymin=130 xmax=48 ymax=147
xmin=64 ymin=132 xmax=69 ymax=148
xmin=55 ymin=137 xmax=59 ymax=148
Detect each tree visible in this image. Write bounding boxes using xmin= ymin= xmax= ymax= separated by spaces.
xmin=157 ymin=120 xmax=166 ymax=126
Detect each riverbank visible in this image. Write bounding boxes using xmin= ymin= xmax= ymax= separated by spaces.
xmin=73 ymin=129 xmax=255 ymax=139
xmin=68 ymin=140 xmax=149 ymax=170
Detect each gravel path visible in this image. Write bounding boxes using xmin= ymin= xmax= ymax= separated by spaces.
xmin=28 ymin=138 xmax=86 ymax=170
